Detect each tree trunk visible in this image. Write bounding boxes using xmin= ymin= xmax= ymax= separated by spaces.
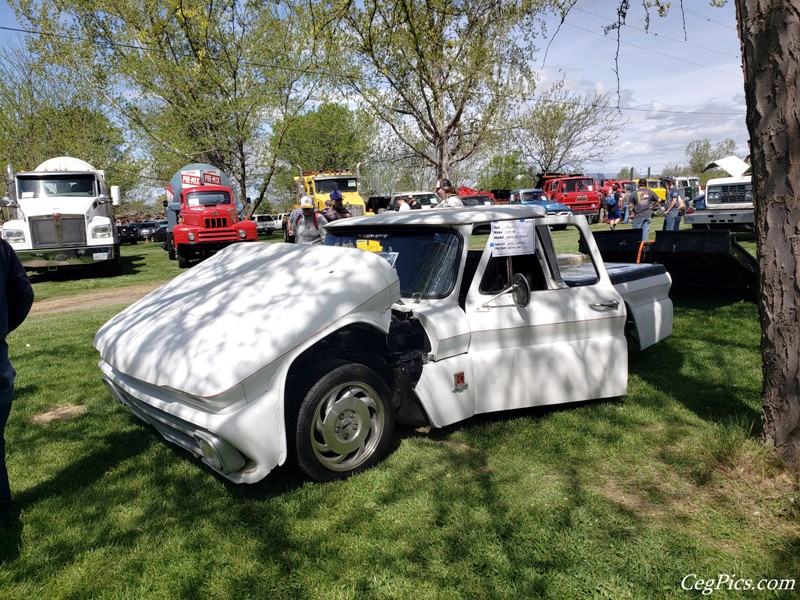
xmin=736 ymin=0 xmax=800 ymax=467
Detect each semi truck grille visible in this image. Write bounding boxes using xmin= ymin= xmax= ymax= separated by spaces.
xmin=30 ymin=215 xmax=86 ymax=248
xmin=204 ymin=217 xmax=229 ymax=228
xmin=709 ymin=184 xmax=752 ymax=205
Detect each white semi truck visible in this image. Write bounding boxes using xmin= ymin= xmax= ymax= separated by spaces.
xmin=1 ymin=156 xmax=122 ymax=275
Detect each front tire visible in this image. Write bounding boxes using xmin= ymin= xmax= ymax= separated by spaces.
xmin=294 ymin=363 xmax=394 ymax=482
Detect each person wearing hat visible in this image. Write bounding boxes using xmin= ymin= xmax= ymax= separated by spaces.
xmin=662 ymin=177 xmax=685 ymax=231
xmin=293 ymin=195 xmax=329 ymax=245
xmin=322 ymin=189 xmax=351 ymax=221
xmin=625 ymin=178 xmax=659 ymax=242
xmin=434 ymin=178 xmax=463 ymax=208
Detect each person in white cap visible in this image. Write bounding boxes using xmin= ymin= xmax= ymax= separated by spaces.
xmin=293 ymin=195 xmax=329 ymax=244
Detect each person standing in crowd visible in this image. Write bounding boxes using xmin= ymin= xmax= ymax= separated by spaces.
xmin=1 ymin=238 xmax=34 ymax=530
xmin=322 ymin=189 xmax=350 ymax=221
xmin=626 ymin=178 xmax=659 ymax=241
xmin=606 ymin=184 xmax=622 ymax=230
xmin=396 ymin=197 xmax=411 ymax=212
xmin=294 ymin=196 xmax=328 ymax=245
xmin=662 ymin=177 xmax=685 ymax=231
xmin=435 ymin=179 xmax=463 ymax=208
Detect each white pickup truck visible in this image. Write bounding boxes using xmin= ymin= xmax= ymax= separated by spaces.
xmin=94 ymin=206 xmax=672 ymax=483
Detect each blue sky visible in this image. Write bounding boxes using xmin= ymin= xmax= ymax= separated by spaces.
xmin=536 ymin=1 xmax=747 ymax=175
xmin=1 ymin=1 xmax=747 ymax=177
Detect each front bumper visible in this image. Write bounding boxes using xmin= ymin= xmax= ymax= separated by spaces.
xmin=16 ymin=245 xmax=118 ymax=270
xmin=98 ymin=360 xmax=285 ymax=483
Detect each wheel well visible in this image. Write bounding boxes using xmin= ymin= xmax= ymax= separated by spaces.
xmin=284 ymin=321 xmax=430 ymax=428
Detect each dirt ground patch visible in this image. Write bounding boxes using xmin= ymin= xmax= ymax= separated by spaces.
xmin=29 ymin=283 xmax=162 ymax=315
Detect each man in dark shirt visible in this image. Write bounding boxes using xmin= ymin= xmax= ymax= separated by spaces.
xmin=0 ymin=238 xmax=34 ymax=529
xmin=626 ymin=178 xmax=659 ymax=242
xmin=321 ymin=189 xmax=351 ymax=221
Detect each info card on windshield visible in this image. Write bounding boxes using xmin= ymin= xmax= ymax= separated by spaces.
xmin=490 ymin=219 xmax=535 ymax=257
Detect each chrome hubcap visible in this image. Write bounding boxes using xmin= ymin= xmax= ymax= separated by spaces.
xmin=310 ymin=381 xmax=384 ymax=472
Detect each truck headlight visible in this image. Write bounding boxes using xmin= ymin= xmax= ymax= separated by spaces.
xmin=188 ymin=231 xmax=196 ymax=242
xmin=91 ymin=224 xmax=112 ymax=239
xmin=238 ymin=229 xmax=247 ymax=239
xmin=2 ymin=229 xmax=25 ymax=243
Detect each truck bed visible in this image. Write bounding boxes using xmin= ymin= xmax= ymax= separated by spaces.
xmin=559 ymin=259 xmax=667 ymax=287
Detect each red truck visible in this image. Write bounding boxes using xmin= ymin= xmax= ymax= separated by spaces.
xmin=537 ymin=173 xmax=602 ymax=224
xmin=164 ymin=163 xmax=257 ymax=268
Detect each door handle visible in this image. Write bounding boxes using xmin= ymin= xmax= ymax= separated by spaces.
xmin=590 ymin=299 xmax=620 ymax=309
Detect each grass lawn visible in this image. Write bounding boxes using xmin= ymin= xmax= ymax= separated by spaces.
xmin=1 ymin=229 xmax=796 ymax=598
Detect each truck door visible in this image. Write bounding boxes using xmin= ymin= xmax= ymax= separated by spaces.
xmin=463 ymin=221 xmax=627 ymax=414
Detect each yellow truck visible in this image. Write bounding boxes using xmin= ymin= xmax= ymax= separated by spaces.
xmin=294 ymin=167 xmax=366 ymax=215
xmin=284 ymin=166 xmax=368 ymax=242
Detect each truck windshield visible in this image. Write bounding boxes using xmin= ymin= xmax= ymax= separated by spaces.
xmin=315 ymin=178 xmax=358 ymax=194
xmin=185 ymin=190 xmax=231 ymax=206
xmin=520 ymin=191 xmax=543 ymax=201
xmin=325 ymin=228 xmax=461 ymax=298
xmin=18 ymin=174 xmax=96 ymax=198
xmin=562 ymin=179 xmax=594 ymax=193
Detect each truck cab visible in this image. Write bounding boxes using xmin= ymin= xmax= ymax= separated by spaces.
xmin=1 ymin=157 xmax=122 ymax=275
xmin=294 ymin=168 xmax=367 ymax=216
xmin=164 ymin=164 xmax=258 ymax=268
xmin=538 ymin=175 xmax=601 ymax=223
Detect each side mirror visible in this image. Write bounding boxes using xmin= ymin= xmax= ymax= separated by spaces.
xmin=1 ymin=196 xmax=14 ymax=208
xmin=511 ymin=273 xmax=530 ymax=308
xmin=97 ymin=194 xmax=109 ymax=204
xmin=110 ymin=185 xmax=121 ymax=206
xmin=235 ymin=200 xmax=245 ymax=213
xmin=163 ymin=200 xmax=169 ymax=208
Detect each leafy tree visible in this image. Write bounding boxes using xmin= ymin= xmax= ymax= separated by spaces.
xmin=685 ymin=137 xmax=739 ymax=183
xmin=615 ymin=166 xmax=635 ymax=180
xmin=339 ymin=0 xmax=552 ymax=179
xmin=0 ymin=45 xmax=139 ymax=198
xmin=10 ymin=0 xmax=325 ymax=206
xmin=477 ymin=153 xmax=536 ymax=191
xmin=515 ymin=78 xmax=624 ymax=174
xmin=271 ymin=102 xmax=376 ymax=175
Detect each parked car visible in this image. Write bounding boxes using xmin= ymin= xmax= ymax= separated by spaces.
xmin=253 ymin=214 xmax=276 ymax=235
xmin=136 ymin=221 xmax=160 ymax=241
xmin=461 ymin=195 xmax=493 ymax=207
xmin=117 ymin=224 xmax=141 ymax=244
xmin=389 ymin=191 xmax=438 ymax=210
xmin=95 ymin=205 xmax=673 ymax=484
xmin=521 ymin=199 xmax=573 ymax=217
xmin=150 ymin=224 xmax=168 ymax=243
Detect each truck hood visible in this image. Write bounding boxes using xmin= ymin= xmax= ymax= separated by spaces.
xmin=703 ymin=156 xmax=751 ymax=177
xmin=94 ymin=243 xmax=400 ymax=397
xmin=16 ymin=196 xmax=97 ymax=217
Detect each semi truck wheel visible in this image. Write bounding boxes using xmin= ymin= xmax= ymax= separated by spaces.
xmin=294 ymin=363 xmax=394 ymax=482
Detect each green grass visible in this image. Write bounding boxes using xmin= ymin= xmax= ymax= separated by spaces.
xmin=2 ymin=233 xmax=795 ymax=599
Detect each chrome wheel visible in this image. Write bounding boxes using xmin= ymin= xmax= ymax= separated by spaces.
xmin=295 ymin=363 xmax=394 ymax=481
xmin=309 ymin=380 xmax=385 ymax=472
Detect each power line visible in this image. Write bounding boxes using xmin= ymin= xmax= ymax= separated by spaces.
xmin=542 ymin=14 xmax=741 ymax=79
xmin=684 ymin=7 xmax=738 ymax=31
xmin=0 ymin=23 xmax=745 ymax=117
xmin=571 ymin=7 xmax=739 ymax=59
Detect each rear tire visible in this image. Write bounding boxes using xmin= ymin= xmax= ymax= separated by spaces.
xmin=294 ymin=363 xmax=395 ymax=482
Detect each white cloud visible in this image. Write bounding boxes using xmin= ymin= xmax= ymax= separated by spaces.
xmin=537 ymin=1 xmax=748 ymax=175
